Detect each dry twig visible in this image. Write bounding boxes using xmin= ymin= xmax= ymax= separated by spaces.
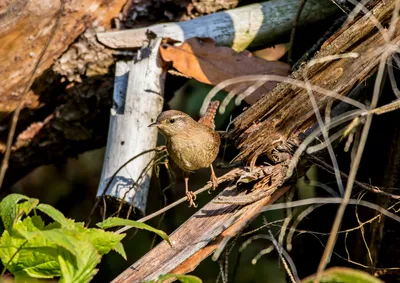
xmin=0 ymin=1 xmax=64 ymax=189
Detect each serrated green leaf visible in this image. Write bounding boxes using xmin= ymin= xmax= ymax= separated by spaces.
xmin=301 ymin=267 xmax=384 ymax=283
xmin=112 ymin=241 xmax=127 ymax=260
xmin=8 ymin=218 xmax=102 ymax=282
xmin=58 ymin=240 xmax=100 ymax=283
xmin=0 ymin=194 xmax=30 ymax=231
xmin=16 ymin=198 xmax=39 ymax=219
xmin=20 ymin=229 xmax=101 ymax=283
xmin=15 ymin=228 xmax=79 ymax=258
xmin=36 ymin=204 xmax=74 ymax=229
xmin=0 ymin=228 xmax=28 ymax=274
xmin=16 ymin=247 xmax=60 ymax=278
xmin=97 ymin=217 xmax=171 ymax=246
xmin=0 ymin=217 xmax=60 ymax=278
xmin=0 ymin=196 xmax=119 ymax=282
xmin=82 ymin=228 xmax=125 ymax=256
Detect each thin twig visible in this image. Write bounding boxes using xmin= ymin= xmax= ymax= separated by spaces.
xmin=314 ymin=4 xmax=400 ymax=272
xmin=306 ymin=231 xmax=400 ymax=270
xmin=309 ymin=154 xmax=400 ymax=199
xmin=267 ymin=227 xmax=299 ymax=283
xmin=115 ymin=168 xmax=243 ymax=233
xmin=313 ymin=50 xmax=389 ymax=283
xmin=286 ymin=204 xmax=324 ymax=251
xmin=85 ymin=147 xmax=166 ymax=225
xmin=262 ymin=197 xmax=400 ymax=223
xmin=288 ymin=0 xmax=308 ymax=65
xmin=268 ymin=200 xmax=400 ymax=237
xmin=354 ymin=192 xmax=374 ymax=265
xmin=1 ymin=240 xmax=28 ymax=276
xmin=201 ymin=74 xmax=367 ymax=116
xmin=303 ymin=54 xmax=352 ymax=196
xmin=0 ymin=1 xmax=65 ymax=189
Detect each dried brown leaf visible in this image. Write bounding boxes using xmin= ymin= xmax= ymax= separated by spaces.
xmin=252 ymin=44 xmax=288 ymax=61
xmin=160 ymin=38 xmax=290 ymax=105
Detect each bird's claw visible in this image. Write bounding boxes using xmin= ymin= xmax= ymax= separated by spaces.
xmin=186 ymin=191 xmax=198 ymax=208
xmin=208 ymin=175 xmax=219 ymax=194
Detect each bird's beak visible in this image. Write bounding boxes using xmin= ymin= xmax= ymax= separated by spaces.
xmin=148 ymin=121 xmax=160 ymax=127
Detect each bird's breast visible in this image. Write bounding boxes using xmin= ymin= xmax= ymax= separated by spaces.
xmin=167 ymin=130 xmax=220 ymax=171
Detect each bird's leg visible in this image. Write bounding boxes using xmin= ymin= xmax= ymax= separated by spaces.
xmin=184 ymin=171 xmax=197 ymax=208
xmin=208 ymin=164 xmax=218 ymax=193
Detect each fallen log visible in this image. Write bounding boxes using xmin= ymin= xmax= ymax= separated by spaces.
xmin=98 ymin=0 xmax=338 ymax=51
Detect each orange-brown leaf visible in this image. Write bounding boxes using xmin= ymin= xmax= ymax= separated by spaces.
xmin=160 ymin=38 xmax=290 ymax=105
xmin=253 ymin=44 xmax=288 ymax=61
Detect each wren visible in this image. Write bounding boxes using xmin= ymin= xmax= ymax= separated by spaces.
xmin=149 ymin=101 xmax=221 ymax=207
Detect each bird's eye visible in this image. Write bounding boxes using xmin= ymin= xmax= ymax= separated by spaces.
xmin=169 ymin=118 xmax=175 ymax=124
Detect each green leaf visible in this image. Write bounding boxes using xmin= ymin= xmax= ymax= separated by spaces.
xmin=0 ymin=194 xmax=30 ymax=231
xmin=301 ymin=267 xmax=384 ymax=283
xmin=0 ymin=197 xmax=115 ymax=283
xmin=19 ymin=228 xmax=102 ymax=283
xmin=0 ymin=197 xmax=121 ymax=282
xmin=16 ymin=247 xmax=60 ymax=278
xmin=9 ymin=218 xmax=102 ymax=282
xmin=36 ymin=204 xmax=74 ymax=229
xmin=16 ymin=198 xmax=39 ymax=218
xmin=96 ymin=217 xmax=171 ymax=246
xmin=0 ymin=217 xmax=60 ymax=278
xmin=44 ymin=221 xmax=61 ymax=230
xmin=30 ymin=215 xmax=45 ymax=230
xmin=16 ymin=228 xmax=80 ymax=258
xmin=0 ymin=227 xmax=28 ymax=274
xmin=160 ymin=274 xmax=202 ymax=283
xmin=58 ymin=240 xmax=100 ymax=283
xmin=143 ymin=274 xmax=203 ymax=283
xmin=82 ymin=228 xmax=126 ymax=256
xmin=112 ymin=242 xmax=127 ymax=260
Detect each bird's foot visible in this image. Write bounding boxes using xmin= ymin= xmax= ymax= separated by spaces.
xmin=186 ymin=191 xmax=198 ymax=208
xmin=208 ymin=174 xmax=219 ymax=194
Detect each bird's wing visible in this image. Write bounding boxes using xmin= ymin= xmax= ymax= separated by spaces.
xmin=198 ymin=100 xmax=220 ymax=129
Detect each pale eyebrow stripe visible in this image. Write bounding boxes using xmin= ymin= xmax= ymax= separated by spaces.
xmin=169 ymin=115 xmax=186 ymax=120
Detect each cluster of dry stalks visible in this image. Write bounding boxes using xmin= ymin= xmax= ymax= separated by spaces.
xmin=200 ymin=1 xmax=400 ymax=281
xmin=125 ymin=1 xmax=400 ymax=281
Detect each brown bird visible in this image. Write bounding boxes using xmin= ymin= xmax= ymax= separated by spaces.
xmin=149 ymin=101 xmax=221 ymax=207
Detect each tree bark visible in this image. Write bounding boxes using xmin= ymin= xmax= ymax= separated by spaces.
xmin=98 ymin=0 xmax=338 ymax=51
xmin=97 ymin=38 xmax=166 ymax=215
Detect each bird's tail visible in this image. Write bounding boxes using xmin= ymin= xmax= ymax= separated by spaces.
xmin=198 ymin=100 xmax=220 ymax=129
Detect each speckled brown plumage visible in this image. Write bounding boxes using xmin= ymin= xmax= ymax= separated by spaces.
xmin=149 ymin=101 xmax=221 ymax=207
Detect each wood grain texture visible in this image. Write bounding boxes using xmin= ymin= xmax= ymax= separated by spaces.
xmin=97 ymin=0 xmax=339 ymax=51
xmin=113 ymin=184 xmax=241 ymax=282
xmin=97 ymin=38 xmax=166 ymax=214
xmin=230 ymin=0 xmax=399 ymax=165
xmin=0 ymin=0 xmax=126 ymax=116
xmin=113 ymin=166 xmax=288 ymax=282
